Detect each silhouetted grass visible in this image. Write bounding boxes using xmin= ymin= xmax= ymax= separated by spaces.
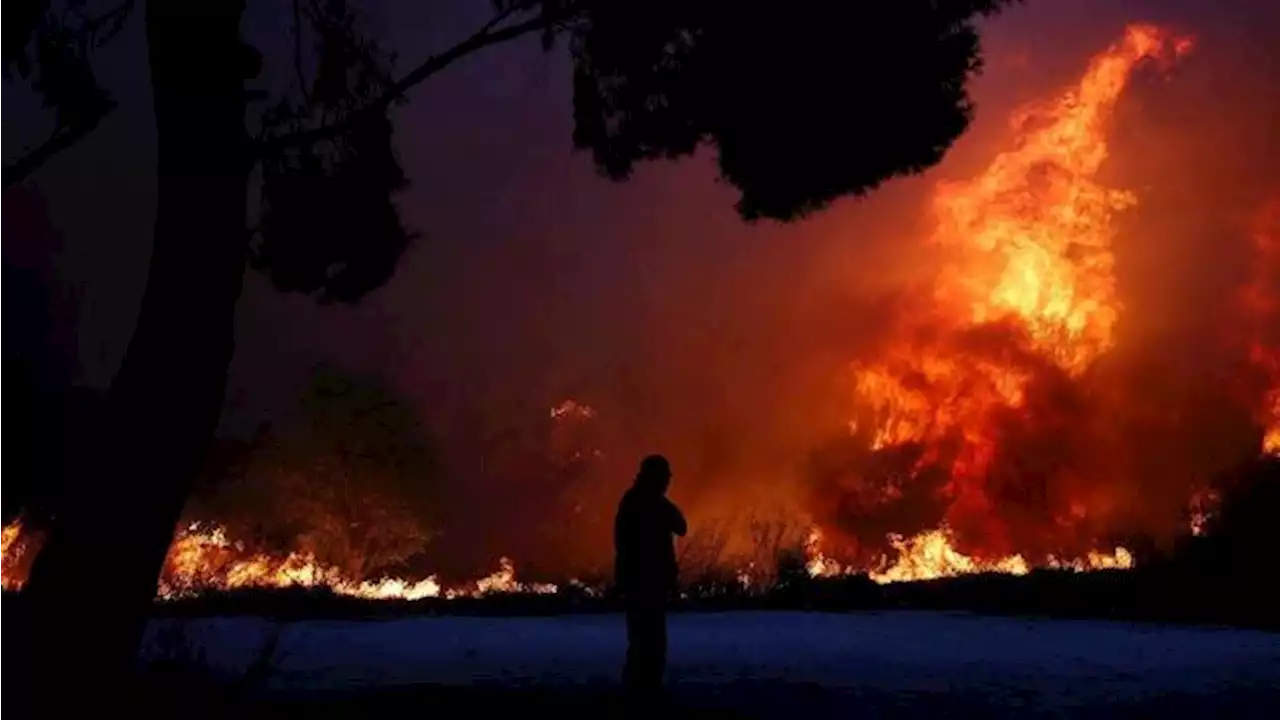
xmin=6 ymin=551 xmax=1271 ymax=629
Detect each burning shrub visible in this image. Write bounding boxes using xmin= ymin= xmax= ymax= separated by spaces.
xmin=189 ymin=364 xmax=437 ymax=581
xmin=1193 ymin=455 xmax=1280 ymax=574
xmin=675 ymin=515 xmax=813 ymax=597
xmin=1 ymin=517 xmax=43 ymax=589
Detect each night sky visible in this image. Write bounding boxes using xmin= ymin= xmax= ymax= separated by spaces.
xmin=5 ymin=0 xmax=1279 ymax=452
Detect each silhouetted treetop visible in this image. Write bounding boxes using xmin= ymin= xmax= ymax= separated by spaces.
xmin=3 ymin=0 xmax=131 ymax=185
xmin=252 ymin=0 xmax=413 ymax=304
xmin=569 ymin=0 xmax=1015 ymax=221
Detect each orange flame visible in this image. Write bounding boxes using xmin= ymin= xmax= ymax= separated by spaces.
xmin=1242 ymin=199 xmax=1280 ymax=455
xmin=1 ymin=520 xmax=557 ymax=600
xmin=822 ymin=24 xmax=1195 ymax=577
xmin=1 ymin=520 xmax=29 ymax=587
xmin=804 ymin=526 xmax=1132 ymax=585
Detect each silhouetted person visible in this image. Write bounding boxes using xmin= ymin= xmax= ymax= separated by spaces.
xmin=615 ymin=453 xmax=687 ymax=695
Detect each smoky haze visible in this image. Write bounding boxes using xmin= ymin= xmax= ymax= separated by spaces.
xmin=8 ymin=1 xmax=1278 ymax=581
xmin=222 ymin=3 xmax=1280 ymax=579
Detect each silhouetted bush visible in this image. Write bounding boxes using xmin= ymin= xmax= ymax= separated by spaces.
xmin=1190 ymin=455 xmax=1279 ymax=569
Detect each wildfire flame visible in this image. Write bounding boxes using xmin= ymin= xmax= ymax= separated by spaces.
xmin=812 ymin=25 xmax=1196 ymax=575
xmin=1 ymin=521 xmax=28 ymax=583
xmin=0 ymin=517 xmax=1137 ymax=596
xmin=1 ymin=519 xmax=556 ymax=600
xmin=803 ymin=527 xmax=1132 ymax=585
xmin=5 ymin=25 xmax=1272 ymax=599
xmin=1242 ymin=199 xmax=1280 ymax=455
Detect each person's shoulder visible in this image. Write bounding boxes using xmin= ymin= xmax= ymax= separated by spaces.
xmin=618 ymin=485 xmax=640 ymax=509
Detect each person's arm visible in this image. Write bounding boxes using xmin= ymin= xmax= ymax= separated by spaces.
xmin=667 ymin=499 xmax=688 ymax=537
xmin=614 ymin=500 xmax=631 ymax=588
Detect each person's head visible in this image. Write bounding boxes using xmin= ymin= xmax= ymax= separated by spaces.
xmin=635 ymin=453 xmax=672 ymax=495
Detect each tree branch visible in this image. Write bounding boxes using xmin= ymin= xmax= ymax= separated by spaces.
xmin=3 ymin=113 xmax=111 ymax=187
xmin=259 ymin=10 xmax=553 ymax=155
xmin=292 ymin=0 xmax=311 ymax=104
xmin=84 ymin=0 xmax=136 ymax=48
xmin=3 ymin=1 xmax=135 ymax=186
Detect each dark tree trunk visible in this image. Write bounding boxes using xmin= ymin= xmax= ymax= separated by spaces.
xmin=17 ymin=0 xmax=251 ymax=706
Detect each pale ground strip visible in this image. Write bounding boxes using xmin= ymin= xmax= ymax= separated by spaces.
xmin=143 ymin=610 xmax=1280 ymax=715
